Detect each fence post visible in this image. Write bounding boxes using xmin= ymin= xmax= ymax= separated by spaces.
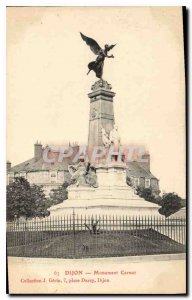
xmin=73 ymin=209 xmax=76 ymax=258
xmin=23 ymin=220 xmax=27 ymax=257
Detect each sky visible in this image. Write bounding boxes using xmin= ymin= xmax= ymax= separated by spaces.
xmin=7 ymin=6 xmax=185 ymax=197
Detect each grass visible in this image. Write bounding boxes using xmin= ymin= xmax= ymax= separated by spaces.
xmin=7 ymin=229 xmax=185 ymax=258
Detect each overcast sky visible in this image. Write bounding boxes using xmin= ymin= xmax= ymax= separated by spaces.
xmin=7 ymin=7 xmax=185 ymax=197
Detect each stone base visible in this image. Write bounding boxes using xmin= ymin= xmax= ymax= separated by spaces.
xmin=67 ymin=162 xmax=141 ymax=200
xmin=49 ymin=199 xmax=160 ymax=217
xmin=49 ymin=162 xmax=160 ymax=217
xmin=67 ymin=185 xmax=141 ymax=200
xmin=49 ymin=163 xmax=160 ymax=217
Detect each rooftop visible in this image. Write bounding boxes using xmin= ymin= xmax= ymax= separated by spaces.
xmin=168 ymin=207 xmax=186 ymax=218
xmin=10 ymin=155 xmax=70 ymax=173
xmin=126 ymin=161 xmax=158 ymax=180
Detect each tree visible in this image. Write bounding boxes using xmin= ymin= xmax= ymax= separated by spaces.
xmin=136 ymin=187 xmax=160 ymax=204
xmin=48 ymin=181 xmax=69 ymax=206
xmin=158 ymin=192 xmax=183 ymax=217
xmin=7 ymin=177 xmax=50 ymax=221
xmin=30 ymin=184 xmax=50 ymax=218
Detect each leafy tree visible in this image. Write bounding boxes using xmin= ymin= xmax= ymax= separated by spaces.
xmin=158 ymin=192 xmax=184 ymax=217
xmin=30 ymin=184 xmax=50 ymax=218
xmin=7 ymin=177 xmax=50 ymax=221
xmin=49 ymin=181 xmax=69 ymax=206
xmin=136 ymin=187 xmax=160 ymax=204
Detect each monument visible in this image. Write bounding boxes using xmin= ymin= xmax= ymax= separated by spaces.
xmin=49 ymin=33 xmax=160 ymax=216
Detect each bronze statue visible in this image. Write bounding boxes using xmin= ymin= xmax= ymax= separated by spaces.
xmin=80 ymin=32 xmax=116 ymax=79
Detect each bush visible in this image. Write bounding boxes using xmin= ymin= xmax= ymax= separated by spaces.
xmin=136 ymin=187 xmax=160 ymax=204
xmin=158 ymin=192 xmax=184 ymax=217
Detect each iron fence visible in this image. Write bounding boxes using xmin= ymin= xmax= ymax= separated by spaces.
xmin=7 ymin=214 xmax=186 ymax=258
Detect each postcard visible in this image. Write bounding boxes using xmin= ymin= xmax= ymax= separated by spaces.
xmin=6 ymin=6 xmax=186 ymax=294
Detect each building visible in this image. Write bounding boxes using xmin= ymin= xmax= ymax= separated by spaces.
xmin=7 ymin=142 xmax=160 ymax=196
xmin=126 ymin=152 xmax=160 ymax=195
xmin=7 ymin=142 xmax=79 ymax=196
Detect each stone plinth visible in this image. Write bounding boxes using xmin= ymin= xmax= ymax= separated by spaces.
xmin=96 ymin=162 xmax=129 ymax=188
xmin=66 ymin=162 xmax=142 ymax=201
xmin=49 ymin=162 xmax=160 ymax=217
xmin=49 ymin=199 xmax=160 ymax=217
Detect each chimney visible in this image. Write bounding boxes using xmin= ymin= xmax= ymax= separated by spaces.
xmin=34 ymin=141 xmax=43 ymax=161
xmin=139 ymin=153 xmax=150 ymax=171
xmin=7 ymin=160 xmax=11 ymax=172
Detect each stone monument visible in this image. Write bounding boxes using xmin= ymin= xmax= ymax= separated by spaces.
xmin=50 ymin=79 xmax=160 ymax=217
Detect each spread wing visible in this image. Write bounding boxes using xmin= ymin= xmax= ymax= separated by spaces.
xmin=80 ymin=32 xmax=102 ymax=55
xmin=108 ymin=44 xmax=116 ymax=51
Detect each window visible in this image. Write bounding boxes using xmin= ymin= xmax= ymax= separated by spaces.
xmin=50 ymin=173 xmax=57 ymax=183
xmin=134 ymin=178 xmax=139 ymax=186
xmin=145 ymin=179 xmax=150 ymax=188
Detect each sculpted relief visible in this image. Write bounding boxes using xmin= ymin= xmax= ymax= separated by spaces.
xmin=101 ymin=124 xmax=121 ymax=150
xmin=68 ymin=161 xmax=98 ymax=188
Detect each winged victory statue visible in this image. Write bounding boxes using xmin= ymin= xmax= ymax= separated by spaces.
xmin=80 ymin=32 xmax=116 ymax=79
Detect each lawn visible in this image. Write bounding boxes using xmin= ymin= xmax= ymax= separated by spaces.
xmin=7 ymin=229 xmax=185 ymax=258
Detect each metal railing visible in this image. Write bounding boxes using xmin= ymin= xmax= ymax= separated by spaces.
xmin=7 ymin=215 xmax=186 ymax=258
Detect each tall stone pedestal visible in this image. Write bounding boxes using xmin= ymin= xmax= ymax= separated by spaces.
xmin=88 ymin=79 xmax=115 ymax=155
